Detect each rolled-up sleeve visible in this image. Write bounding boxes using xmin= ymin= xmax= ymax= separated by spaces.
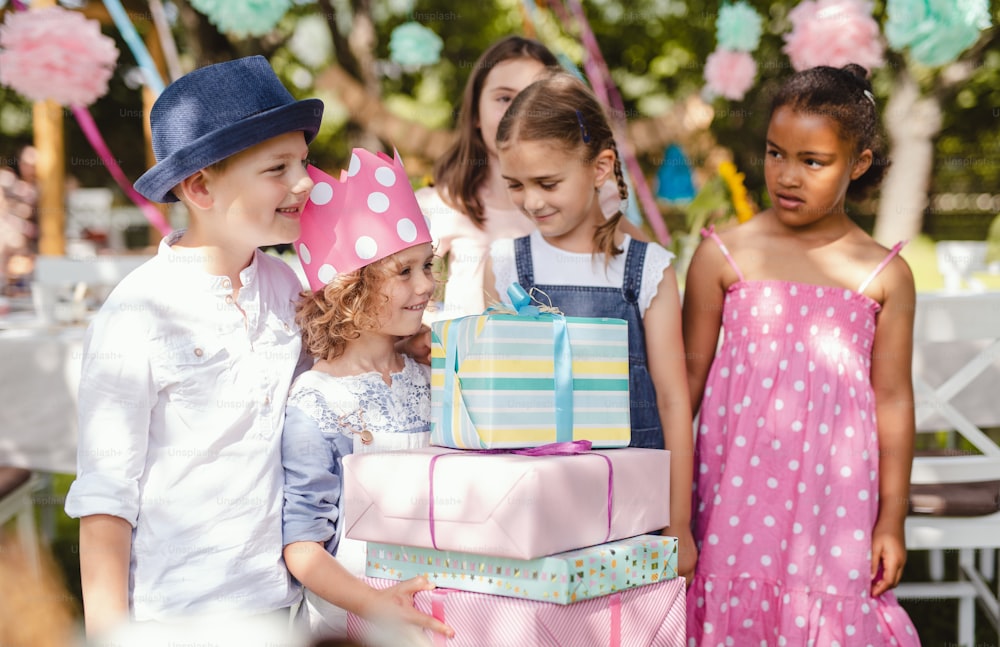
xmin=64 ymin=303 xmax=155 ymax=526
xmin=281 ymin=405 xmax=351 ymax=551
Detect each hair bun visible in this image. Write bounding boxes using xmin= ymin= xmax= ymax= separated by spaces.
xmin=841 ymin=63 xmax=870 ymax=83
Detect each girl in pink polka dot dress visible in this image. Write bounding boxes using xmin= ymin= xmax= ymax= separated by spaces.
xmin=682 ymin=65 xmax=920 ymax=646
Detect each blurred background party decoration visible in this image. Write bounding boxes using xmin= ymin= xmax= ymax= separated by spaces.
xmin=655 ymin=144 xmax=696 ymax=206
xmin=0 ymin=4 xmax=171 ymax=236
xmin=389 ymin=21 xmax=444 ymax=68
xmin=782 ymin=0 xmax=885 ymax=71
xmin=885 ymin=0 xmax=992 ymax=67
xmin=0 ymin=7 xmax=118 ymax=107
xmin=187 ymin=0 xmax=293 ymax=38
xmin=703 ymin=1 xmax=763 ymax=101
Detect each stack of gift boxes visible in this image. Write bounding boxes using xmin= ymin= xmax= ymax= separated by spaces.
xmin=342 ymin=291 xmax=686 ymax=646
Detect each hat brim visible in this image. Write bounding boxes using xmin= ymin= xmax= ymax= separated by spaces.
xmin=134 ymin=98 xmax=324 ymax=203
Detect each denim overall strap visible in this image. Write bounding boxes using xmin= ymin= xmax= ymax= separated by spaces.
xmin=510 ymin=237 xmax=664 ymax=449
xmin=514 ymin=235 xmax=535 ymax=288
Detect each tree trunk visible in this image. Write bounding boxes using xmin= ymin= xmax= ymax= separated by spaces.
xmin=874 ymin=69 xmax=942 ymax=245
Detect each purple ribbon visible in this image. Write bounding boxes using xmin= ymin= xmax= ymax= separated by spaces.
xmin=427 ymin=441 xmax=614 ymax=550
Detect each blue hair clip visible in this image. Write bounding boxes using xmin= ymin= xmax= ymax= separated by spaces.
xmin=575 ymin=110 xmax=591 ymax=143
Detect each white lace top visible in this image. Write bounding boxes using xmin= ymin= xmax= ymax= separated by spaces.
xmin=280 ymin=355 xmax=431 ymax=550
xmin=286 ymin=355 xmax=431 ymax=454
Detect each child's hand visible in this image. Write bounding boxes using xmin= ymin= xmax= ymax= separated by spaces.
xmin=666 ymin=526 xmax=698 ymax=587
xmin=870 ymin=519 xmax=907 ymax=597
xmin=364 ymin=576 xmax=454 ymax=639
xmin=395 ymin=325 xmax=432 ymax=366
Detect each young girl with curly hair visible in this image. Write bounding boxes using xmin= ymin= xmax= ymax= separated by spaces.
xmin=280 ymin=150 xmax=451 ymax=640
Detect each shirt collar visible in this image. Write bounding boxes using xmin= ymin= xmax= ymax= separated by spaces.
xmin=158 ymin=229 xmax=260 ymax=295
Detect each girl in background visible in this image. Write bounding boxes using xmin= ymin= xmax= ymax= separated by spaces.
xmin=419 ymin=35 xmax=635 ymax=319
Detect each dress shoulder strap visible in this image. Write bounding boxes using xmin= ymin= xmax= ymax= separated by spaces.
xmin=857 ymin=241 xmax=906 ymax=295
xmin=701 ymin=225 xmax=745 ymax=282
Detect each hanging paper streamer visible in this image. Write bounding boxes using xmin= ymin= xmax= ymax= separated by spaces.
xmin=885 ymin=0 xmax=991 ymax=67
xmin=188 ymin=0 xmax=292 ymax=38
xmin=656 ymin=145 xmax=696 ymax=205
xmin=72 ymin=106 xmax=171 ymax=236
xmin=101 ymin=0 xmax=165 ymax=94
xmin=783 ymin=0 xmax=884 ymax=72
xmin=544 ymin=0 xmax=671 ymax=246
xmin=149 ymin=0 xmax=183 ymax=82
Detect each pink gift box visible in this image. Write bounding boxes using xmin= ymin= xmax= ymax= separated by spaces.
xmin=347 ymin=575 xmax=686 ymax=647
xmin=342 ymin=446 xmax=670 ymax=560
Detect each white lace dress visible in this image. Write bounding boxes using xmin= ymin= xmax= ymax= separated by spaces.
xmin=280 ymin=355 xmax=431 ymax=637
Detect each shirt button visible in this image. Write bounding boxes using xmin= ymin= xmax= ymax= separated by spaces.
xmin=194 ymin=347 xmax=204 ymax=357
xmin=221 ymin=278 xmax=232 ymax=289
xmin=225 ymin=295 xmax=234 ymax=304
xmin=264 ymin=396 xmax=271 ymax=406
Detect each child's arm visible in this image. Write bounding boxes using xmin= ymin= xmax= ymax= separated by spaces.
xmin=281 ymin=405 xmax=453 ymax=637
xmin=64 ymin=307 xmax=155 ymax=634
xmin=78 ymin=515 xmax=131 ymax=634
xmin=644 ymin=265 xmax=697 ymax=582
xmin=283 ymin=541 xmax=453 ymax=637
xmin=681 ymin=240 xmax=727 ymax=415
xmin=868 ymin=256 xmax=917 ymax=597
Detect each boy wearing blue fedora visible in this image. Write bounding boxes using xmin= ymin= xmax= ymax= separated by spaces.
xmin=64 ymin=56 xmax=449 ymax=640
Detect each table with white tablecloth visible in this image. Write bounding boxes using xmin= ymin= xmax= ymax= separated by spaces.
xmin=0 ymin=324 xmax=84 ymax=475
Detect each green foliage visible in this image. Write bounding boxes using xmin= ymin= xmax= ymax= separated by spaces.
xmin=1 ymin=0 xmax=996 ymax=234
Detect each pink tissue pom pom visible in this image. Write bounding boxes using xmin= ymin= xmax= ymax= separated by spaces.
xmin=0 ymin=7 xmax=119 ymax=107
xmin=783 ymin=0 xmax=884 ymax=72
xmin=704 ymin=49 xmax=757 ymax=101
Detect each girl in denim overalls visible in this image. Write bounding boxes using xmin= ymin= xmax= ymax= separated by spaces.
xmin=483 ymin=72 xmax=697 ymax=583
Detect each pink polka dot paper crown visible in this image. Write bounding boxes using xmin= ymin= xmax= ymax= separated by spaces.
xmin=296 ymin=149 xmax=432 ymax=292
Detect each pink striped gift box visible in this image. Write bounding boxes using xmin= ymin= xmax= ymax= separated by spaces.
xmin=347 ymin=575 xmax=686 ymax=647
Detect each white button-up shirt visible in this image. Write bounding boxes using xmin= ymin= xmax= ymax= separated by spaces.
xmin=65 ymin=231 xmax=308 ymax=622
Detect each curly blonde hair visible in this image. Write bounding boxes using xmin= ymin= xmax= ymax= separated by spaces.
xmin=296 ymin=254 xmax=406 ymax=361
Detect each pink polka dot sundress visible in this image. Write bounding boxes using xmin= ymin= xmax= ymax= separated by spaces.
xmin=687 ymin=229 xmax=920 ymax=646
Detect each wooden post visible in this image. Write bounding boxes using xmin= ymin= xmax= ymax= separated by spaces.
xmin=32 ymin=0 xmax=64 ymax=256
xmin=34 ymin=100 xmax=65 ymax=256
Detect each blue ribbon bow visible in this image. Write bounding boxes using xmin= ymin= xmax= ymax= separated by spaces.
xmin=442 ymin=283 xmax=575 ymax=445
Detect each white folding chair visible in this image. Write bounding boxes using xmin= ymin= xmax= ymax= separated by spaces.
xmin=897 ymin=292 xmax=1000 ymax=646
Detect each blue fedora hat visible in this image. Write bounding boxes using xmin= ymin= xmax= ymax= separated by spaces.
xmin=135 ymin=56 xmax=324 ymax=203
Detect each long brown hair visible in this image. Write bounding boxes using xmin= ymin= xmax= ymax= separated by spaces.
xmin=433 ymin=36 xmax=559 ymax=228
xmin=495 ymin=73 xmax=629 ymax=261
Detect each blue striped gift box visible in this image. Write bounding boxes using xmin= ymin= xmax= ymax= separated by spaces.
xmin=430 ymin=313 xmax=631 ymax=449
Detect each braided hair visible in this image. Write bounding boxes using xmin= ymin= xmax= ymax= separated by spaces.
xmin=495 ymin=72 xmax=628 ymax=261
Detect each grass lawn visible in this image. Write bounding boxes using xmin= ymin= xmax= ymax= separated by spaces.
xmin=19 ymin=233 xmax=1000 ymax=644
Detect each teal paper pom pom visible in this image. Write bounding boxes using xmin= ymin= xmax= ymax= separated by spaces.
xmin=885 ymin=0 xmax=991 ymax=67
xmin=188 ymin=0 xmax=292 ymax=37
xmin=716 ymin=1 xmax=763 ymax=53
xmin=389 ymin=22 xmax=443 ymax=67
